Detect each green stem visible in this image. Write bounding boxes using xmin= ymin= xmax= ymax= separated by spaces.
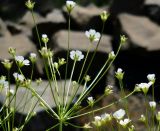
xmin=59 ymin=121 xmax=63 ymax=131
xmin=31 ymin=9 xmax=42 ymax=47
xmin=63 ymin=13 xmax=71 ymax=106
xmin=69 ymin=90 xmax=135 ymax=119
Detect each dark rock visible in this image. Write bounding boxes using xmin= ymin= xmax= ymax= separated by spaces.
xmin=0 ymin=0 xmax=26 ymax=20
xmin=143 ymin=4 xmax=160 ymax=24
xmin=110 ymin=0 xmax=145 ymax=15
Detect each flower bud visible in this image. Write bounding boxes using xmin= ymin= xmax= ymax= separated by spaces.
xmin=100 ymin=11 xmax=110 ymax=22
xmin=84 ymin=75 xmax=91 ymax=82
xmin=115 ymin=68 xmax=124 ymax=80
xmin=25 ymin=0 xmax=35 ymax=10
xmin=120 ymin=35 xmax=127 ymax=44
xmin=8 ymin=47 xmax=16 ymax=56
xmin=2 ymin=59 xmax=13 ymax=70
xmin=41 ymin=34 xmax=49 ymax=44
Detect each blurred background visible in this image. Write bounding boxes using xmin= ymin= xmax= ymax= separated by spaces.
xmin=0 ymin=0 xmax=160 ymax=130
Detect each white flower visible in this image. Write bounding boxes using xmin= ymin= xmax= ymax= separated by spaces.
xmin=70 ymin=50 xmax=84 ymax=61
xmin=139 ymin=114 xmax=146 ymax=122
xmin=42 ymin=34 xmax=49 ymax=44
xmin=87 ymin=96 xmax=94 ymax=106
xmin=136 ymin=82 xmax=152 ymax=94
xmin=42 ymin=34 xmax=48 ymax=39
xmin=13 ymin=73 xmax=24 ymax=82
xmin=87 ymin=96 xmax=93 ymax=101
xmin=147 ymin=74 xmax=155 ymax=82
xmin=115 ymin=68 xmax=124 ymax=80
xmin=29 ymin=53 xmax=37 ymax=63
xmin=113 ymin=109 xmax=125 ymax=120
xmin=109 ymin=51 xmax=115 ymax=60
xmin=30 ymin=53 xmax=36 ymax=58
xmin=0 ymin=79 xmax=8 ymax=89
xmin=66 ymin=1 xmax=76 ymax=13
xmin=101 ymin=113 xmax=112 ymax=122
xmin=119 ymin=118 xmax=131 ymax=127
xmin=85 ymin=29 xmax=100 ymax=42
xmin=92 ymin=116 xmax=102 ymax=127
xmin=15 ymin=56 xmax=30 ymax=67
xmin=149 ymin=101 xmax=156 ymax=110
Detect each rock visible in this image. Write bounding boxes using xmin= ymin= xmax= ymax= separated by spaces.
xmin=6 ymin=21 xmax=32 ymax=36
xmin=0 ymin=34 xmax=43 ymax=77
xmin=110 ymin=0 xmax=145 ymax=15
xmin=19 ymin=11 xmax=46 ymax=29
xmin=62 ymin=4 xmax=104 ymax=30
xmin=143 ymin=4 xmax=160 ymax=24
xmin=145 ymin=0 xmax=160 ymax=6
xmin=118 ymin=13 xmax=160 ymax=51
xmin=0 ymin=80 xmax=83 ymax=114
xmin=46 ymin=9 xmax=66 ymax=23
xmin=0 ymin=18 xmax=11 ymax=37
xmin=52 ymin=30 xmax=112 ymax=52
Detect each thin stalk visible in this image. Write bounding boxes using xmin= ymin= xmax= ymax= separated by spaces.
xmin=76 ymin=43 xmax=122 ymax=104
xmin=64 ymin=60 xmax=77 ymax=107
xmin=63 ymin=14 xmax=71 ymax=106
xmin=119 ymin=79 xmax=129 ymax=118
xmin=27 ymin=86 xmax=59 ymax=118
xmin=152 ymin=84 xmax=155 ymax=101
xmin=31 ymin=9 xmax=42 ymax=47
xmin=69 ymin=90 xmax=135 ymax=119
xmin=144 ymin=94 xmax=149 ymax=131
xmin=46 ymin=123 xmax=60 ymax=131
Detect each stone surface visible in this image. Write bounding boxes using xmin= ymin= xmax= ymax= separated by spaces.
xmin=118 ymin=13 xmax=160 ymax=51
xmin=46 ymin=9 xmax=66 ymax=23
xmin=0 ymin=18 xmax=11 ymax=37
xmin=0 ymin=80 xmax=83 ymax=114
xmin=63 ymin=4 xmax=104 ymax=29
xmin=110 ymin=0 xmax=145 ymax=15
xmin=52 ymin=30 xmax=112 ymax=52
xmin=145 ymin=0 xmax=160 ymax=6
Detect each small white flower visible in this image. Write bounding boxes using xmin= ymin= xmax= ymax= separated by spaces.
xmin=42 ymin=34 xmax=49 ymax=44
xmin=29 ymin=53 xmax=37 ymax=63
xmin=136 ymin=82 xmax=151 ymax=94
xmin=30 ymin=53 xmax=36 ymax=58
xmin=13 ymin=73 xmax=24 ymax=82
xmin=87 ymin=96 xmax=94 ymax=106
xmin=15 ymin=56 xmax=30 ymax=67
xmin=85 ymin=29 xmax=100 ymax=42
xmin=70 ymin=50 xmax=84 ymax=61
xmin=0 ymin=79 xmax=8 ymax=89
xmin=66 ymin=1 xmax=76 ymax=13
xmin=147 ymin=74 xmax=155 ymax=82
xmin=113 ymin=109 xmax=125 ymax=120
xmin=109 ymin=51 xmax=115 ymax=60
xmin=92 ymin=116 xmax=102 ymax=127
xmin=87 ymin=96 xmax=93 ymax=101
xmin=139 ymin=114 xmax=146 ymax=122
xmin=42 ymin=34 xmax=48 ymax=39
xmin=101 ymin=113 xmax=112 ymax=122
xmin=119 ymin=118 xmax=131 ymax=127
xmin=115 ymin=68 xmax=124 ymax=80
xmin=149 ymin=101 xmax=156 ymax=110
